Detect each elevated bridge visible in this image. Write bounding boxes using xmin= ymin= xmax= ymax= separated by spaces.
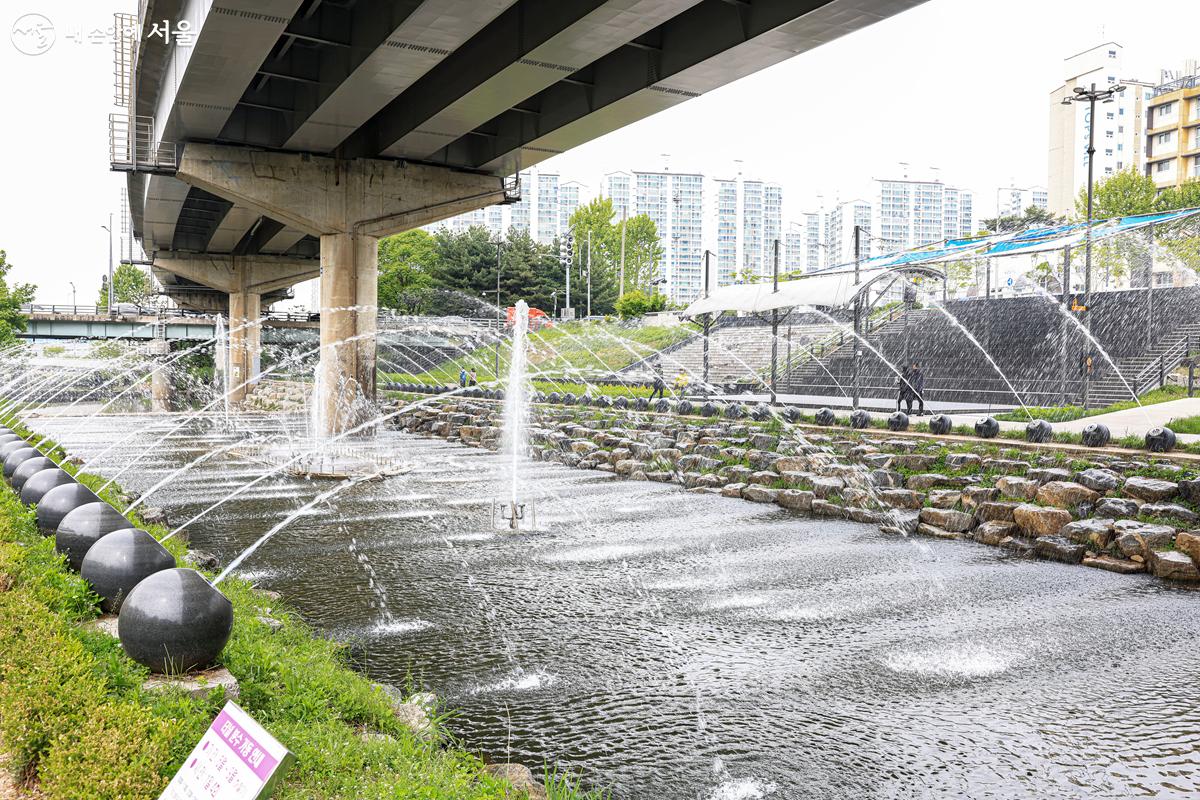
xmin=115 ymin=0 xmax=926 ymax=429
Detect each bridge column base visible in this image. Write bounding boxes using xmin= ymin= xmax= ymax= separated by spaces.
xmin=229 ymin=289 xmax=262 ymax=404
xmin=150 ymin=366 xmax=172 ymax=413
xmin=315 ymin=232 xmax=377 ymax=436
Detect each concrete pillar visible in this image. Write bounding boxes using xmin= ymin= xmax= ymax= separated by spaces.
xmin=228 ymin=288 xmax=261 ymax=404
xmin=317 ymin=232 xmax=377 ymax=433
xmin=150 ymin=366 xmax=172 ymax=412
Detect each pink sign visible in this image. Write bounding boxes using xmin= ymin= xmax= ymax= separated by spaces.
xmin=160 ymin=702 xmax=291 ymax=800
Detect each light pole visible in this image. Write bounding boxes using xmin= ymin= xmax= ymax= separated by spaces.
xmin=1061 ymin=81 xmax=1124 ymax=407
xmin=101 ymin=214 xmax=114 ymax=315
xmin=495 ymin=235 xmax=502 ymax=379
xmin=69 ymin=281 xmax=76 ymax=310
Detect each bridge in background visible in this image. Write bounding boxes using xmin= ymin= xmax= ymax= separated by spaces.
xmin=115 ymin=0 xmax=925 ymax=428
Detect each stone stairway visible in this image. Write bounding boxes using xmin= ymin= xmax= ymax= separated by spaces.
xmin=1087 ymin=321 xmax=1200 ymax=407
xmin=623 ymin=321 xmax=838 ymax=386
xmin=781 ymin=308 xmax=932 ymax=389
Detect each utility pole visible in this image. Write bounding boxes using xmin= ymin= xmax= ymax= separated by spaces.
xmin=1062 ymin=81 xmax=1124 ymax=408
xmin=619 ymin=212 xmax=627 ymax=297
xmin=770 ymin=239 xmax=780 ymax=404
xmin=1060 ymin=245 xmax=1071 ymax=405
xmin=851 ymin=225 xmax=863 ymax=409
xmin=564 ymin=232 xmax=572 ymax=316
xmin=102 ymin=214 xmax=114 ymax=315
xmin=702 ymin=250 xmax=712 ymax=392
xmin=495 ymin=236 xmax=502 ymax=379
xmin=586 ymin=228 xmax=592 ymax=318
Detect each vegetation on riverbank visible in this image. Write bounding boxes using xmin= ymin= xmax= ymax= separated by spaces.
xmin=0 ymin=419 xmax=598 ymax=800
xmin=995 ymin=384 xmax=1188 ymax=423
xmin=380 ymin=318 xmax=695 ymax=385
xmin=1167 ymin=415 xmax=1200 ymax=434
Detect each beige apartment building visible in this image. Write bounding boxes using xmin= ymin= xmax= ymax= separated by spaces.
xmin=1144 ymin=74 xmax=1200 ymax=190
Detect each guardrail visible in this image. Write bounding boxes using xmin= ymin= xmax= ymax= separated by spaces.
xmin=1129 ymin=333 xmax=1196 ymax=396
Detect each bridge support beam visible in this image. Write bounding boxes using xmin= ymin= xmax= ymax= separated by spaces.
xmin=175 ymin=143 xmax=507 ymax=434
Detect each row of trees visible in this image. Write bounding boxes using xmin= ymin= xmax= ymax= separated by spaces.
xmin=378 ymin=198 xmax=666 ymax=317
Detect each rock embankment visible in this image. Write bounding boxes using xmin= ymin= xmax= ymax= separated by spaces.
xmin=394 ymin=399 xmax=1200 ymax=584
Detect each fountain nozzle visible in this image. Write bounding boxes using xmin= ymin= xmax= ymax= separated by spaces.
xmin=492 ymin=499 xmax=535 ymax=531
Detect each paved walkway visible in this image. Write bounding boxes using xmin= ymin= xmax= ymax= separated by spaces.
xmin=727 ymin=392 xmax=1200 ymax=443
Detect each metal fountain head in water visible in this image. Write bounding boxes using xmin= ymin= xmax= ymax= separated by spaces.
xmin=492 ymin=498 xmax=536 ymax=531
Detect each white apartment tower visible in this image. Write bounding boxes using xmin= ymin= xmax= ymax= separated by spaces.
xmin=824 ymin=200 xmax=872 ymax=266
xmin=604 ymin=172 xmax=633 ymax=221
xmin=996 ymin=185 xmax=1050 ymax=218
xmin=1048 ymin=43 xmax=1155 ymax=217
xmin=705 ymin=175 xmax=785 ymax=286
xmin=874 ymin=177 xmax=975 ymax=253
xmin=633 ymin=170 xmax=705 ymax=303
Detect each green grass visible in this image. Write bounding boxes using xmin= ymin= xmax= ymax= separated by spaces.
xmin=0 ymin=416 xmax=603 ymax=800
xmin=1166 ymin=414 xmax=1200 ymax=434
xmin=380 ymin=320 xmax=696 ymax=385
xmin=996 ymin=385 xmax=1188 ymax=423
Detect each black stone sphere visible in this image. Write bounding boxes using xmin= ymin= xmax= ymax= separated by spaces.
xmin=56 ymin=502 xmax=135 ymax=572
xmin=613 ymin=396 xmax=629 ymax=410
xmin=849 ymin=409 xmax=871 ymax=429
xmin=1025 ymin=419 xmax=1053 ymax=444
xmin=81 ymin=528 xmax=177 ymax=613
xmin=634 ymin=397 xmax=649 ymax=411
xmin=1081 ymin=423 xmax=1111 ymax=448
xmin=0 ymin=433 xmax=22 ymax=449
xmin=0 ymin=439 xmax=30 ymax=462
xmin=814 ymin=407 xmax=835 ymax=426
xmin=532 ymin=391 xmax=547 ymax=403
xmin=752 ymin=403 xmax=772 ymax=421
xmin=783 ymin=406 xmax=804 ymax=424
xmin=699 ymin=402 xmax=718 ymax=417
xmin=888 ymin=411 xmax=910 ymax=432
xmin=20 ymin=468 xmax=76 ymax=506
xmin=10 ymin=457 xmax=55 ymax=490
xmin=724 ymin=403 xmax=744 ymax=419
xmin=928 ymin=414 xmax=953 ymax=435
xmin=1145 ymin=426 xmax=1177 ymax=453
xmin=493 ymin=388 xmax=506 ymax=401
xmin=118 ymin=568 xmax=233 ymax=674
xmin=676 ymin=399 xmax=694 ymax=415
xmin=0 ymin=426 xmax=12 ymax=436
xmin=561 ymin=392 xmax=576 ymax=405
xmin=595 ymin=395 xmax=612 ymax=408
xmin=547 ymin=392 xmax=562 ymax=404
xmin=975 ymin=416 xmax=1000 ymax=439
xmin=36 ymin=482 xmax=101 ymax=534
xmin=654 ymin=398 xmax=673 ymax=413
xmin=578 ymin=394 xmax=592 ymax=407
xmin=4 ymin=447 xmax=42 ymax=480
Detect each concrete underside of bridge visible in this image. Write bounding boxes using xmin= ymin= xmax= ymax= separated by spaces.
xmin=170 ymin=143 xmax=506 ymax=429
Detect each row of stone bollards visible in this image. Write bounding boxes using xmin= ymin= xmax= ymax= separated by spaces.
xmin=0 ymin=426 xmax=233 ymax=674
xmin=413 ymin=385 xmax=1182 ymax=455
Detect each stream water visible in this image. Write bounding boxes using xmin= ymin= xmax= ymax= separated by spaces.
xmin=27 ymin=413 xmax=1200 ymax=800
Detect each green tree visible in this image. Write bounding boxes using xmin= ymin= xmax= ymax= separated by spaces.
xmin=1075 ymin=167 xmax=1158 ymax=219
xmin=613 ymin=214 xmax=664 ymax=295
xmin=377 ymin=229 xmax=436 ymax=311
xmin=0 ymin=250 xmax=36 ymax=346
xmin=97 ymin=262 xmax=151 ymax=309
xmin=982 ymin=205 xmax=1062 ymax=233
xmin=614 ymin=289 xmax=668 ymax=319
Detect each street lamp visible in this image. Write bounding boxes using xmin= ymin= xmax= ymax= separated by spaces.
xmin=101 ymin=214 xmax=114 ymax=315
xmin=1061 ymin=81 xmax=1124 ymax=407
xmin=69 ymin=281 xmax=76 ymax=310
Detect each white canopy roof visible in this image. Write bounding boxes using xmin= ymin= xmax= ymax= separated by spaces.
xmin=682 ymin=265 xmax=919 ymax=316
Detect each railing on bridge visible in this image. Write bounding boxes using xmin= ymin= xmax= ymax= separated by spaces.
xmin=109 ymin=113 xmax=177 ymax=174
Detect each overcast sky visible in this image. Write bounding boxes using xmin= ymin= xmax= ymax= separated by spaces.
xmin=1 ymin=0 xmax=1196 ymax=303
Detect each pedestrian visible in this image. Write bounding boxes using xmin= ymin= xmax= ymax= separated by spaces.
xmin=469 ymin=369 xmax=478 ymax=386
xmin=459 ymin=368 xmax=467 ymax=388
xmin=907 ymin=362 xmax=926 ymax=417
xmin=648 ymin=362 xmax=667 ymax=400
xmin=897 ymin=364 xmax=912 ymax=412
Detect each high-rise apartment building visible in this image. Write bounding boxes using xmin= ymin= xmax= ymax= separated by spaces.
xmin=604 ymin=172 xmax=632 ymax=221
xmin=996 ymin=185 xmax=1050 ymax=218
xmin=825 ymin=200 xmax=872 ymax=267
xmin=784 ymin=224 xmax=805 ymax=273
xmin=534 ymin=173 xmax=560 ymax=244
xmin=801 ymin=212 xmax=823 ymax=273
xmin=704 ymin=175 xmax=785 ymax=286
xmin=874 ymin=177 xmax=974 ymax=254
xmin=559 ymin=181 xmax=585 ymax=233
xmin=634 ymin=170 xmax=705 ymax=302
xmin=1048 ymin=43 xmax=1155 ymax=217
xmin=1144 ymin=69 xmax=1200 ymax=190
